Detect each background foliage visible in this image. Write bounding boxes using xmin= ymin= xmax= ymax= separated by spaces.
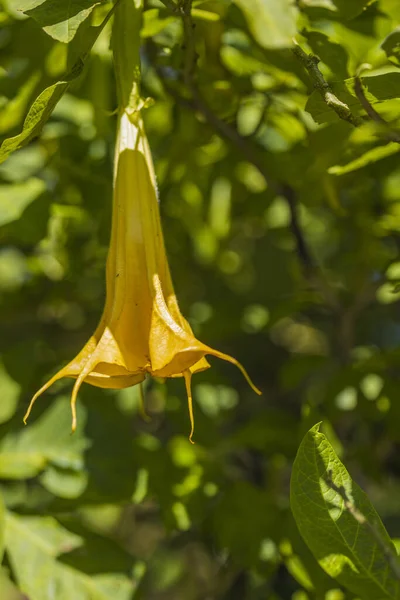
xmin=1 ymin=0 xmax=400 ymax=598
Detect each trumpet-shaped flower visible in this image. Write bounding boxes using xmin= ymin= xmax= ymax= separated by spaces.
xmin=24 ymin=110 xmax=260 ymax=440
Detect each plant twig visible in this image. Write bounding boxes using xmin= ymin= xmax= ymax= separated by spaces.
xmin=282 ymin=184 xmax=315 ymax=273
xmin=180 ymin=0 xmax=198 ymax=87
xmin=354 ymin=76 xmax=386 ymax=124
xmin=292 ymin=42 xmax=361 ymax=127
xmin=326 ymin=471 xmax=400 ymax=582
xmin=354 ymin=75 xmax=400 ymax=143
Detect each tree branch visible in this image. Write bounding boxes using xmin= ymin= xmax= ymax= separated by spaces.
xmin=292 ymin=42 xmax=361 ymax=127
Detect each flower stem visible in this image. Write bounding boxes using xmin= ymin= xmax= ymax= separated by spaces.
xmin=112 ymin=0 xmax=143 ymax=111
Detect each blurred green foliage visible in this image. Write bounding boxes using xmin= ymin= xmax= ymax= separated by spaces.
xmin=0 ymin=0 xmax=400 ymax=598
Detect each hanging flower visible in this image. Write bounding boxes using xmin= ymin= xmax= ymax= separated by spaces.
xmin=24 ymin=110 xmax=260 ymax=440
xmin=25 ymin=0 xmax=260 ymax=440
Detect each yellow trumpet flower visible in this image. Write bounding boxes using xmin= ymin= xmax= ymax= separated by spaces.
xmin=24 ymin=0 xmax=260 ymax=440
xmin=24 ymin=110 xmax=260 ymax=440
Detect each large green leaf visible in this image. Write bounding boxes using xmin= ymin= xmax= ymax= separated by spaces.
xmin=0 ymin=3 xmax=115 ymax=165
xmin=5 ymin=512 xmax=134 ymax=600
xmin=233 ymin=0 xmax=297 ymax=49
xmin=291 ymin=423 xmax=400 ymax=599
xmin=17 ymin=0 xmax=104 ymax=42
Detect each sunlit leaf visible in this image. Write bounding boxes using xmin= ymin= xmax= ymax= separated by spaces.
xmin=0 ymin=3 xmax=115 ymax=164
xmin=233 ymin=0 xmax=297 ymax=49
xmin=20 ymin=0 xmax=103 ymax=42
xmin=0 ymin=82 xmax=68 ymax=165
xmin=5 ymin=513 xmax=134 ymax=600
xmin=291 ymin=423 xmax=400 ymax=599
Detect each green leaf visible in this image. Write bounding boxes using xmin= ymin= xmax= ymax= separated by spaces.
xmin=291 ymin=423 xmax=400 ymax=599
xmin=0 ymin=3 xmax=116 ymax=165
xmin=302 ymin=31 xmax=349 ymax=80
xmin=40 ymin=465 xmax=88 ymax=499
xmin=5 ymin=513 xmax=134 ymax=600
xmin=0 ymin=396 xmax=88 ymax=480
xmin=0 ymin=178 xmax=46 ymax=227
xmin=233 ymin=0 xmax=297 ymax=49
xmin=0 ymin=81 xmax=68 ymax=165
xmin=20 ymin=0 xmax=103 ymax=43
xmin=329 ymin=143 xmax=400 ymax=175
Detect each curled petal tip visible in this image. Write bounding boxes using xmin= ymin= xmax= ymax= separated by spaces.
xmin=210 ymin=351 xmax=261 ymax=396
xmin=70 ymin=408 xmax=78 ymax=434
xmin=184 ymin=370 xmax=195 ymax=445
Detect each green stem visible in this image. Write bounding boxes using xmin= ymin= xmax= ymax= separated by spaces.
xmin=112 ymin=0 xmax=143 ymax=111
